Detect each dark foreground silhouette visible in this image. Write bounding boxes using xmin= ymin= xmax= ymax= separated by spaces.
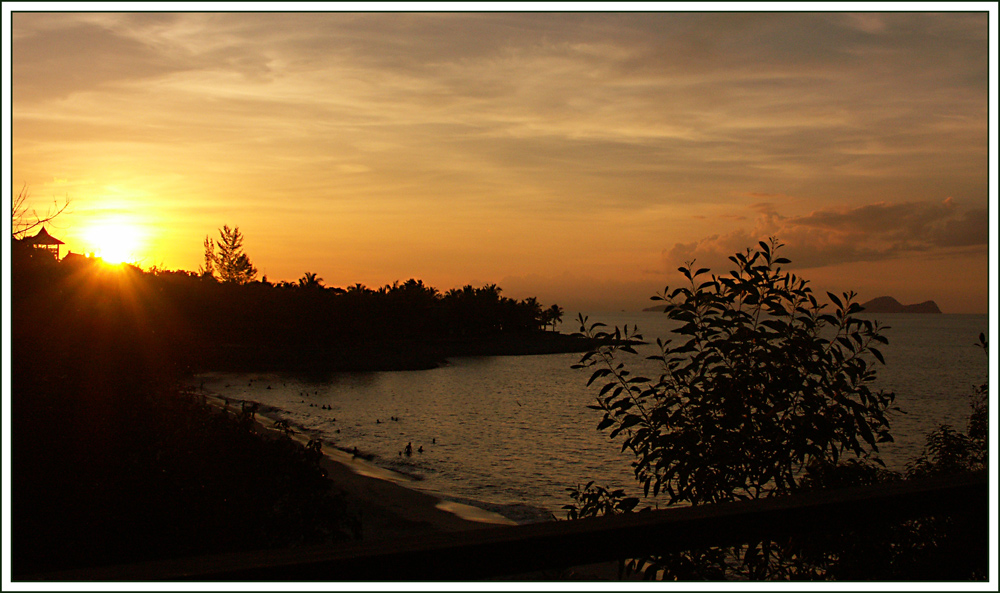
xmin=9 ymin=248 xmax=588 ymax=577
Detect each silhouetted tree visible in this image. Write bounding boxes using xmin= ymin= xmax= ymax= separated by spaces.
xmin=543 ymin=304 xmax=564 ymax=331
xmin=202 ymin=225 xmax=258 ymax=285
xmin=569 ymin=238 xmax=897 ymax=579
xmin=298 ymin=272 xmax=325 ymax=289
xmin=199 ymin=235 xmax=215 ymax=278
xmin=11 ymin=183 xmax=69 ymax=240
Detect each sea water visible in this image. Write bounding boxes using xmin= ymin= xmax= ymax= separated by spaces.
xmin=196 ymin=312 xmax=988 ymax=524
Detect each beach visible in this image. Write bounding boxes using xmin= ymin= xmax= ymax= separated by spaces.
xmin=208 ymin=393 xmax=518 ymax=541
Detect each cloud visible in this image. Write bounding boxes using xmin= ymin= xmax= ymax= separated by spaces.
xmin=11 ymin=11 xmax=990 ymax=311
xmin=12 ymin=18 xmax=192 ymax=102
xmin=15 ymin=14 xmax=987 ymax=190
xmin=662 ymin=198 xmax=989 ymax=271
xmin=929 ymin=206 xmax=990 ymax=248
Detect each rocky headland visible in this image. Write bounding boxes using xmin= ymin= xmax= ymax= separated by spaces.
xmin=859 ymin=296 xmax=942 ymax=314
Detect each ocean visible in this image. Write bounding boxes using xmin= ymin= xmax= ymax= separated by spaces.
xmin=195 ymin=312 xmax=988 ymax=524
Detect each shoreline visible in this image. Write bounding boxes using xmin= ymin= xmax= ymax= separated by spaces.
xmin=189 ymin=331 xmax=598 ymax=374
xmin=198 ymin=392 xmax=518 ymax=542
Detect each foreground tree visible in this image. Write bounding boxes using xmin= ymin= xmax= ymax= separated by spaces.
xmin=569 ymin=238 xmax=897 ymax=579
xmin=201 ymin=225 xmax=258 ymax=284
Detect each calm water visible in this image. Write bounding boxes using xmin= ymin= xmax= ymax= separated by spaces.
xmin=196 ymin=312 xmax=988 ymax=523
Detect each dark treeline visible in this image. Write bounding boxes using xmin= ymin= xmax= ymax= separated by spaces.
xmin=12 ymin=245 xmax=582 ymax=375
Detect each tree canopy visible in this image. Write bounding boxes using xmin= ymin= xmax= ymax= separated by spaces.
xmin=570 ymin=238 xmax=899 ymax=579
xmin=202 ymin=225 xmax=258 ymax=284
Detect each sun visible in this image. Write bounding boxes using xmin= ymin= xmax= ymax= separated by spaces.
xmin=83 ymin=219 xmax=145 ymax=265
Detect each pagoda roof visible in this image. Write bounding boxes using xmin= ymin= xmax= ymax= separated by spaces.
xmin=25 ymin=227 xmax=64 ymax=246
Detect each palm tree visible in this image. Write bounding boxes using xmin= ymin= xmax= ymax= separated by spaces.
xmin=298 ymin=272 xmax=325 ymax=289
xmin=544 ymin=304 xmax=564 ymax=331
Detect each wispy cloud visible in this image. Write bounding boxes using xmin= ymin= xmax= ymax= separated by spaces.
xmin=663 ymin=198 xmax=989 ymax=271
xmin=11 ymin=11 xmax=991 ymax=312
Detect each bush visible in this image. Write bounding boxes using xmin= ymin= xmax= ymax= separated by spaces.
xmin=907 ymin=332 xmax=988 ymax=477
xmin=569 ymin=238 xmax=897 ymax=579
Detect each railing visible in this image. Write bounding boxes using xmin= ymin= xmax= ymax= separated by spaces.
xmin=24 ymin=470 xmax=988 ymax=582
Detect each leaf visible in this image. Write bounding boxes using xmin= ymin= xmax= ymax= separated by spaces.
xmin=619 ymin=497 xmax=639 ymax=513
xmin=857 ymin=415 xmax=875 ymax=447
xmin=827 ymin=291 xmax=843 ymax=309
xmin=870 ymin=347 xmax=885 ymax=365
xmin=587 ymin=368 xmax=612 ymax=386
xmin=620 ymin=414 xmax=642 ymax=429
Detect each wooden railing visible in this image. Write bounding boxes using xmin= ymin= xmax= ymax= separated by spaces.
xmin=24 ymin=470 xmax=988 ymax=581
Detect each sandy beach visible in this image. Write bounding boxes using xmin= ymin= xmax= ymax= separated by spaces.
xmin=316 ymin=449 xmax=517 ymax=539
xmin=209 ymin=394 xmax=517 ymax=542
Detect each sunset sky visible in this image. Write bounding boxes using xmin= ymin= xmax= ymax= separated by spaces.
xmin=6 ymin=7 xmax=995 ymax=313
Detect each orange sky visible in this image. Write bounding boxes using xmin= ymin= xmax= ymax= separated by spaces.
xmin=6 ymin=8 xmax=996 ymax=313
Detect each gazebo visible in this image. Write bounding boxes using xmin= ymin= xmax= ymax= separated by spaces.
xmin=22 ymin=227 xmax=65 ymax=260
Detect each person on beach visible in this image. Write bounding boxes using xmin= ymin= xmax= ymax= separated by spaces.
xmin=405 ymin=442 xmax=412 ymax=456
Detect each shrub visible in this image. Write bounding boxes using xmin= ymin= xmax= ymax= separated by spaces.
xmin=569 ymin=238 xmax=897 ymax=579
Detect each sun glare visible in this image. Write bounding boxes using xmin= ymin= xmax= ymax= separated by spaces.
xmin=83 ymin=219 xmax=144 ymax=265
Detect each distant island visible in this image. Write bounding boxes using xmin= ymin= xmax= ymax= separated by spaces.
xmin=859 ymin=296 xmax=942 ymax=314
xmin=643 ymin=296 xmax=942 ymax=314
